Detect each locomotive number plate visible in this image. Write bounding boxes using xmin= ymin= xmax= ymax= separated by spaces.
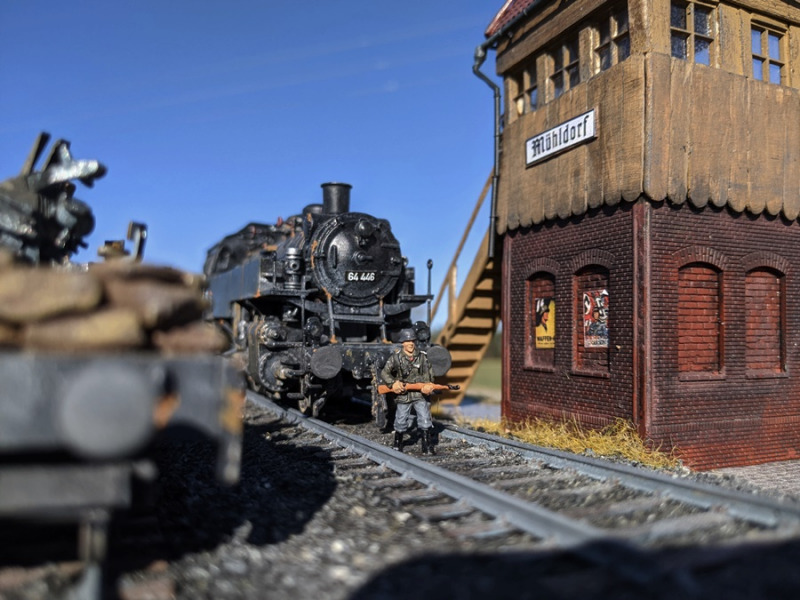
xmin=346 ymin=271 xmax=376 ymax=282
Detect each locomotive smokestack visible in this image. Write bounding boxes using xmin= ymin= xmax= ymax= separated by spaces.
xmin=321 ymin=182 xmax=351 ymax=214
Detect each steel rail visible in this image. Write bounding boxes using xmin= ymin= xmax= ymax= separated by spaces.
xmin=440 ymin=423 xmax=800 ymax=530
xmin=248 ymin=391 xmax=609 ymax=547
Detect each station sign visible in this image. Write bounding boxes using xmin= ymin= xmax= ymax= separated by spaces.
xmin=525 ymin=109 xmax=596 ymax=166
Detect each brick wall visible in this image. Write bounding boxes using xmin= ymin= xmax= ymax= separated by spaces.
xmin=648 ymin=202 xmax=800 ymax=469
xmin=503 ymin=199 xmax=800 ymax=470
xmin=745 ymin=269 xmax=782 ymax=371
xmin=677 ymin=264 xmax=721 ymax=373
xmin=503 ymin=203 xmax=635 ymax=429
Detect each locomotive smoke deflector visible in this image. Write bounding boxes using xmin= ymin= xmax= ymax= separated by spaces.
xmin=321 ymin=182 xmax=351 ymax=214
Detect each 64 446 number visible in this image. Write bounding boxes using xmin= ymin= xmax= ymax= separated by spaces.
xmin=346 ymin=271 xmax=376 ymax=282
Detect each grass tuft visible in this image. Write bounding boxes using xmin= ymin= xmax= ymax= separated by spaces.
xmin=457 ymin=415 xmax=682 ymax=471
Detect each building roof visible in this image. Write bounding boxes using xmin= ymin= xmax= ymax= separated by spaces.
xmin=485 ymin=0 xmax=540 ymax=37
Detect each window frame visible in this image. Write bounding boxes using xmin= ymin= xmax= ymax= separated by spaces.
xmin=744 ymin=267 xmax=787 ymax=377
xmin=549 ymin=35 xmax=581 ymax=101
xmin=670 ymin=0 xmax=718 ymax=66
xmin=751 ymin=21 xmax=786 ymax=85
xmin=525 ymin=62 xmax=539 ymax=112
xmin=510 ymin=70 xmax=525 ymax=118
xmin=593 ymin=3 xmax=631 ymax=74
xmin=572 ymin=266 xmax=611 ymax=378
xmin=525 ymin=273 xmax=556 ymax=371
xmin=677 ymin=262 xmax=726 ymax=381
xmin=510 ymin=61 xmax=538 ymax=117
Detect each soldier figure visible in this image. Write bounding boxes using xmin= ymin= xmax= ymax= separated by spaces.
xmin=380 ymin=328 xmax=437 ymax=454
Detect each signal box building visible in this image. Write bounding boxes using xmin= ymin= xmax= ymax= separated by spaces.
xmin=486 ymin=0 xmax=800 ymax=469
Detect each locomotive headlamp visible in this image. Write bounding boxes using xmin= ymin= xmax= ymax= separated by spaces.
xmin=414 ymin=322 xmax=431 ymax=343
xmin=356 ymin=219 xmax=375 ymax=238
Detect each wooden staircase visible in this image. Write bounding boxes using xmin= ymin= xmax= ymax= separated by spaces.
xmin=431 ymin=174 xmax=502 ymax=406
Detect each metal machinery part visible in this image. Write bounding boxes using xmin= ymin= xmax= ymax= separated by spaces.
xmin=0 ymin=132 xmax=104 ymax=264
xmin=205 ymin=182 xmax=452 ymax=421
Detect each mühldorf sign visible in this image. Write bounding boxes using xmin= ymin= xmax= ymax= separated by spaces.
xmin=525 ymin=109 xmax=596 ymax=166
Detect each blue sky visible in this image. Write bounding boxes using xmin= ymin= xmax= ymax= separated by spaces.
xmin=0 ymin=1 xmax=502 ymax=329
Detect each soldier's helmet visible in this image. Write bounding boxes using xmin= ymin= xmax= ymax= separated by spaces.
xmin=397 ymin=328 xmax=418 ymax=343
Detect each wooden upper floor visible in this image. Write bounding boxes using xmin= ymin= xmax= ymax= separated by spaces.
xmin=490 ymin=0 xmax=800 ymax=232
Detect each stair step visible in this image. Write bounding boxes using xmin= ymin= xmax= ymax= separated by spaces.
xmin=448 ymin=333 xmax=493 ymax=346
xmin=465 ymin=296 xmax=498 ymax=311
xmin=449 ymin=353 xmax=485 ymax=363
xmin=471 ymin=289 xmax=501 ymax=299
xmin=449 ymin=327 xmax=495 ymax=338
xmin=474 ymin=277 xmax=501 ymax=291
xmin=446 ymin=346 xmax=491 ymax=356
xmin=450 ymin=316 xmax=497 ymax=329
xmin=440 ymin=367 xmax=476 ymax=379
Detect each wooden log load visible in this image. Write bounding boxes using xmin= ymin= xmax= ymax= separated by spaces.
xmin=0 ymin=250 xmax=228 ymax=354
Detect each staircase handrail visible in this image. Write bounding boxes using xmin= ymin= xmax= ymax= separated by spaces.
xmin=431 ymin=171 xmax=493 ymax=324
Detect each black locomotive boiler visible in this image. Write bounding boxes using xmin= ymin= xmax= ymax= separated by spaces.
xmin=204 ymin=182 xmax=452 ymax=425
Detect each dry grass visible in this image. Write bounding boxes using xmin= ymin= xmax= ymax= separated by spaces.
xmin=457 ymin=415 xmax=682 ymax=471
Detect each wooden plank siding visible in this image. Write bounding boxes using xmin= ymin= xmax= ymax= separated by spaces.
xmin=493 ymin=0 xmax=800 ymax=234
xmin=497 ymin=56 xmax=647 ymax=231
xmin=786 ymin=85 xmax=800 ymax=219
xmin=496 ymin=53 xmax=800 ymax=233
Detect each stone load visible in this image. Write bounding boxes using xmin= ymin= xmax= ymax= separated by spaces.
xmin=0 ymin=251 xmax=228 ymax=354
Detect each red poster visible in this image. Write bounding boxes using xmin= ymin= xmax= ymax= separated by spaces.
xmin=583 ymin=289 xmax=609 ymax=348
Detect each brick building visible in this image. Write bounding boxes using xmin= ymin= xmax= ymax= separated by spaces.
xmin=482 ymin=0 xmax=800 ymax=469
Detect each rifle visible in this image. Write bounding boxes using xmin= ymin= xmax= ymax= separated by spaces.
xmin=377 ymin=383 xmax=460 ymax=395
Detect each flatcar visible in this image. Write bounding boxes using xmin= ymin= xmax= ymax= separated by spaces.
xmin=0 ymin=134 xmax=243 ymax=596
xmin=204 ymin=182 xmax=452 ymax=427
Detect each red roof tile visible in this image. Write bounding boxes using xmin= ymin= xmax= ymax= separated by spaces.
xmin=485 ymin=0 xmax=541 ymax=37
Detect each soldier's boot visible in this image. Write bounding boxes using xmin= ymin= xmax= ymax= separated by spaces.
xmin=421 ymin=429 xmax=434 ymax=455
xmin=392 ymin=432 xmax=404 ymax=452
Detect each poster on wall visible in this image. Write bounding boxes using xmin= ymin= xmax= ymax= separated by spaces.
xmin=534 ymin=297 xmax=555 ymax=349
xmin=583 ymin=289 xmax=609 ymax=348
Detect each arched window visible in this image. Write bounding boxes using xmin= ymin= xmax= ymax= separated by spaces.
xmin=677 ymin=262 xmax=722 ymax=374
xmin=525 ymin=273 xmax=555 ymax=369
xmin=745 ymin=267 xmax=784 ymax=373
xmin=574 ymin=266 xmax=609 ymax=373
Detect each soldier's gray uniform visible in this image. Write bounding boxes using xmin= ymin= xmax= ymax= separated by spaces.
xmin=380 ymin=347 xmax=434 ymax=432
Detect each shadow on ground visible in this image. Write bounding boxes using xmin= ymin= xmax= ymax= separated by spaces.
xmin=351 ymin=538 xmax=800 ymax=599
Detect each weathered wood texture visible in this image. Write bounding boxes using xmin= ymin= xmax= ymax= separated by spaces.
xmin=495 ymin=0 xmax=800 ymax=68
xmin=497 ymin=56 xmax=647 ymax=232
xmin=497 ymin=53 xmax=800 ymax=233
xmin=647 ymin=53 xmax=800 ymax=217
xmin=496 ymin=0 xmax=609 ymax=74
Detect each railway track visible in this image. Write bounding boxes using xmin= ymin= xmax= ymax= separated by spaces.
xmin=248 ymin=391 xmax=800 ymax=565
xmin=7 ymin=392 xmax=800 ymax=598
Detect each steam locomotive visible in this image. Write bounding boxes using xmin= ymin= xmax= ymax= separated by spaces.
xmin=204 ymin=182 xmax=452 ymax=426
